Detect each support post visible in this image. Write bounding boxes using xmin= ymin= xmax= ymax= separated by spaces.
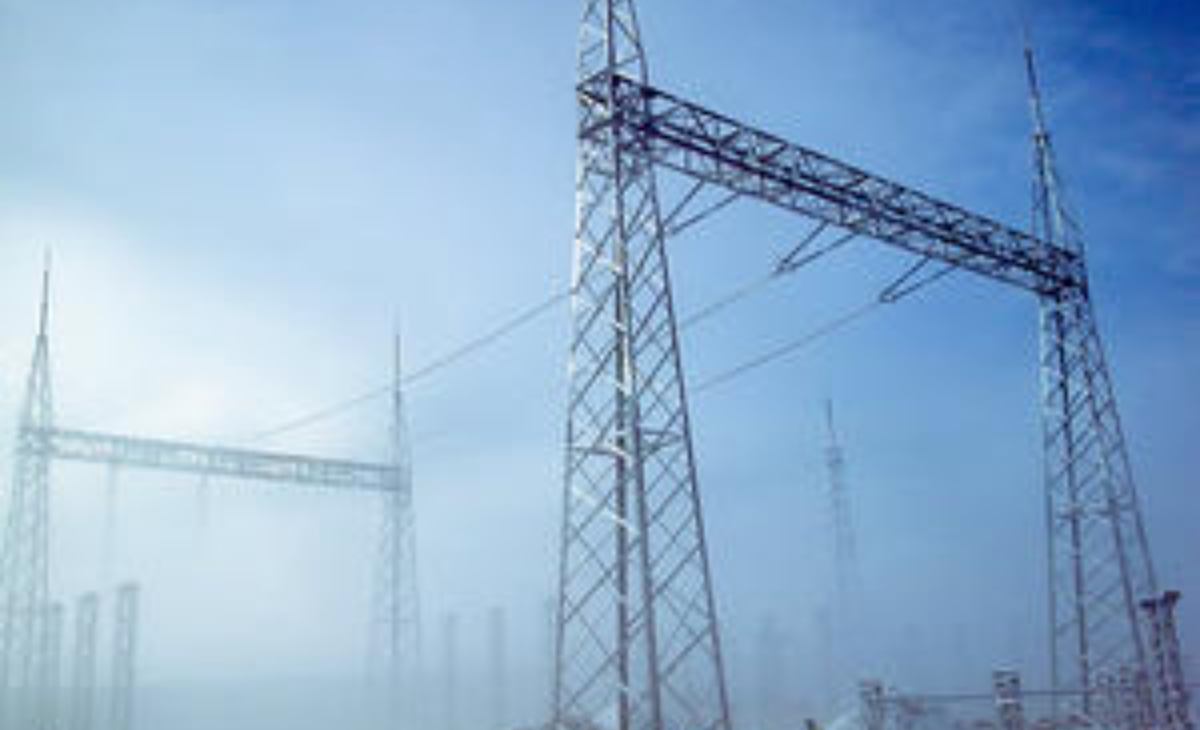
xmin=70 ymin=593 xmax=98 ymax=730
xmin=109 ymin=583 xmax=138 ymax=730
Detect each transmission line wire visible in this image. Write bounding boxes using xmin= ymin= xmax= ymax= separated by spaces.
xmin=243 ymin=291 xmax=569 ymax=443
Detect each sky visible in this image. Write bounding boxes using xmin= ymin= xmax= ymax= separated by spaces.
xmin=0 ymin=0 xmax=1197 ymax=728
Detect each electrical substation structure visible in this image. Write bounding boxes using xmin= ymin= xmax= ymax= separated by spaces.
xmin=0 ymin=273 xmax=422 ymax=730
xmin=553 ymin=4 xmax=1187 ymax=730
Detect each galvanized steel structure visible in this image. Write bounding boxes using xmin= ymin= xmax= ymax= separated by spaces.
xmin=553 ymin=3 xmax=1175 ymax=730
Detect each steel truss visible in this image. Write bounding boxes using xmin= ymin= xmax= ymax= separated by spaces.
xmin=0 ymin=274 xmax=417 ymax=730
xmin=556 ymin=3 xmax=1171 ymax=730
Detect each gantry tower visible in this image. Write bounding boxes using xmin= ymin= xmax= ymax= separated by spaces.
xmin=0 ymin=270 xmax=416 ymax=730
xmin=555 ymin=2 xmax=1174 ymax=729
xmin=1024 ymin=40 xmax=1162 ymax=717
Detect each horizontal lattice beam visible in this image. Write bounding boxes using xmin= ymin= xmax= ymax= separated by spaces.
xmin=24 ymin=427 xmax=397 ymax=492
xmin=581 ymin=73 xmax=1084 ymax=295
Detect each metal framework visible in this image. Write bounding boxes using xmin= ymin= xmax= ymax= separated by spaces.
xmin=32 ymin=428 xmax=396 ymax=492
xmin=0 ymin=272 xmax=413 ymax=730
xmin=994 ymin=670 xmax=1029 ymax=730
xmin=109 ymin=583 xmax=138 ymax=730
xmin=1024 ymin=42 xmax=1160 ymax=717
xmin=0 ymin=266 xmax=54 ymax=730
xmin=1141 ymin=592 xmax=1193 ymax=730
xmin=555 ymin=4 xmax=1175 ymax=730
xmin=70 ymin=593 xmax=98 ymax=730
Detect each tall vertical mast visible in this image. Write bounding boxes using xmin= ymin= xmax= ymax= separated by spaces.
xmin=0 ymin=258 xmax=56 ymax=730
xmin=555 ymin=2 xmax=733 ymax=730
xmin=1024 ymin=33 xmax=1161 ymax=717
xmin=370 ymin=328 xmax=422 ymax=726
xmin=824 ymin=401 xmax=861 ymax=624
xmin=823 ymin=401 xmax=863 ymax=696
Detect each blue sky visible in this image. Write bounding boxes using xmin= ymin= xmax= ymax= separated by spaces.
xmin=1 ymin=0 xmax=1197 ymax=726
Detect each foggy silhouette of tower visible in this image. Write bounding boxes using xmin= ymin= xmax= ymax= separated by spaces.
xmin=70 ymin=593 xmax=98 ymax=730
xmin=109 ymin=583 xmax=138 ymax=730
xmin=823 ymin=400 xmax=863 ymax=694
xmin=1023 ymin=31 xmax=1164 ymax=718
xmin=369 ymin=331 xmax=422 ymax=725
xmin=824 ymin=401 xmax=861 ymax=621
xmin=0 ymin=259 xmax=55 ymax=730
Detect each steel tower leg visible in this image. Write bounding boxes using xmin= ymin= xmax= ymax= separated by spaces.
xmin=1141 ymin=592 xmax=1194 ymax=730
xmin=70 ymin=593 xmax=98 ymax=730
xmin=369 ymin=334 xmax=422 ymax=728
xmin=0 ymin=265 xmax=55 ymax=730
xmin=109 ymin=583 xmax=138 ymax=730
xmin=554 ymin=3 xmax=733 ymax=730
xmin=1023 ymin=43 xmax=1162 ymax=719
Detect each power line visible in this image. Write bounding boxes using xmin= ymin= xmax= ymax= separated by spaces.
xmin=243 ymin=291 xmax=568 ymax=444
xmin=245 ymin=233 xmax=945 ymax=441
xmin=691 ymin=300 xmax=883 ymax=394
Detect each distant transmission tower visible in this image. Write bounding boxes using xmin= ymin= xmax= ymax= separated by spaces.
xmin=369 ymin=333 xmax=422 ymax=724
xmin=553 ymin=2 xmax=733 ymax=730
xmin=0 ymin=261 xmax=55 ymax=730
xmin=1023 ymin=36 xmax=1164 ymax=717
xmin=109 ymin=583 xmax=138 ymax=730
xmin=70 ymin=593 xmax=98 ymax=730
xmin=823 ymin=400 xmax=863 ymax=684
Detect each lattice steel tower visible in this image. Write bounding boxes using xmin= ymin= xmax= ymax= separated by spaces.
xmin=370 ymin=333 xmax=422 ymax=725
xmin=553 ymin=3 xmax=732 ymax=730
xmin=1024 ymin=39 xmax=1161 ymax=716
xmin=0 ymin=262 xmax=55 ymax=730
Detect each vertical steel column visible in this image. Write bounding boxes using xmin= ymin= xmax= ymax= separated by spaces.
xmin=70 ymin=593 xmax=98 ymax=730
xmin=442 ymin=613 xmax=458 ymax=730
xmin=109 ymin=583 xmax=138 ymax=730
xmin=489 ymin=606 xmax=508 ymax=730
xmin=555 ymin=3 xmax=732 ymax=730
xmin=1024 ymin=40 xmax=1159 ymax=718
xmin=39 ymin=601 xmax=64 ymax=730
xmin=0 ymin=264 xmax=55 ymax=730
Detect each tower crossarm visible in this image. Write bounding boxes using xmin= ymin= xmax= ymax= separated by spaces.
xmin=582 ymin=73 xmax=1084 ymax=295
xmin=25 ymin=426 xmax=399 ymax=492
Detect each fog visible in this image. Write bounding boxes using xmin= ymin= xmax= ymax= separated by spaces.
xmin=2 ymin=0 xmax=1196 ymax=729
